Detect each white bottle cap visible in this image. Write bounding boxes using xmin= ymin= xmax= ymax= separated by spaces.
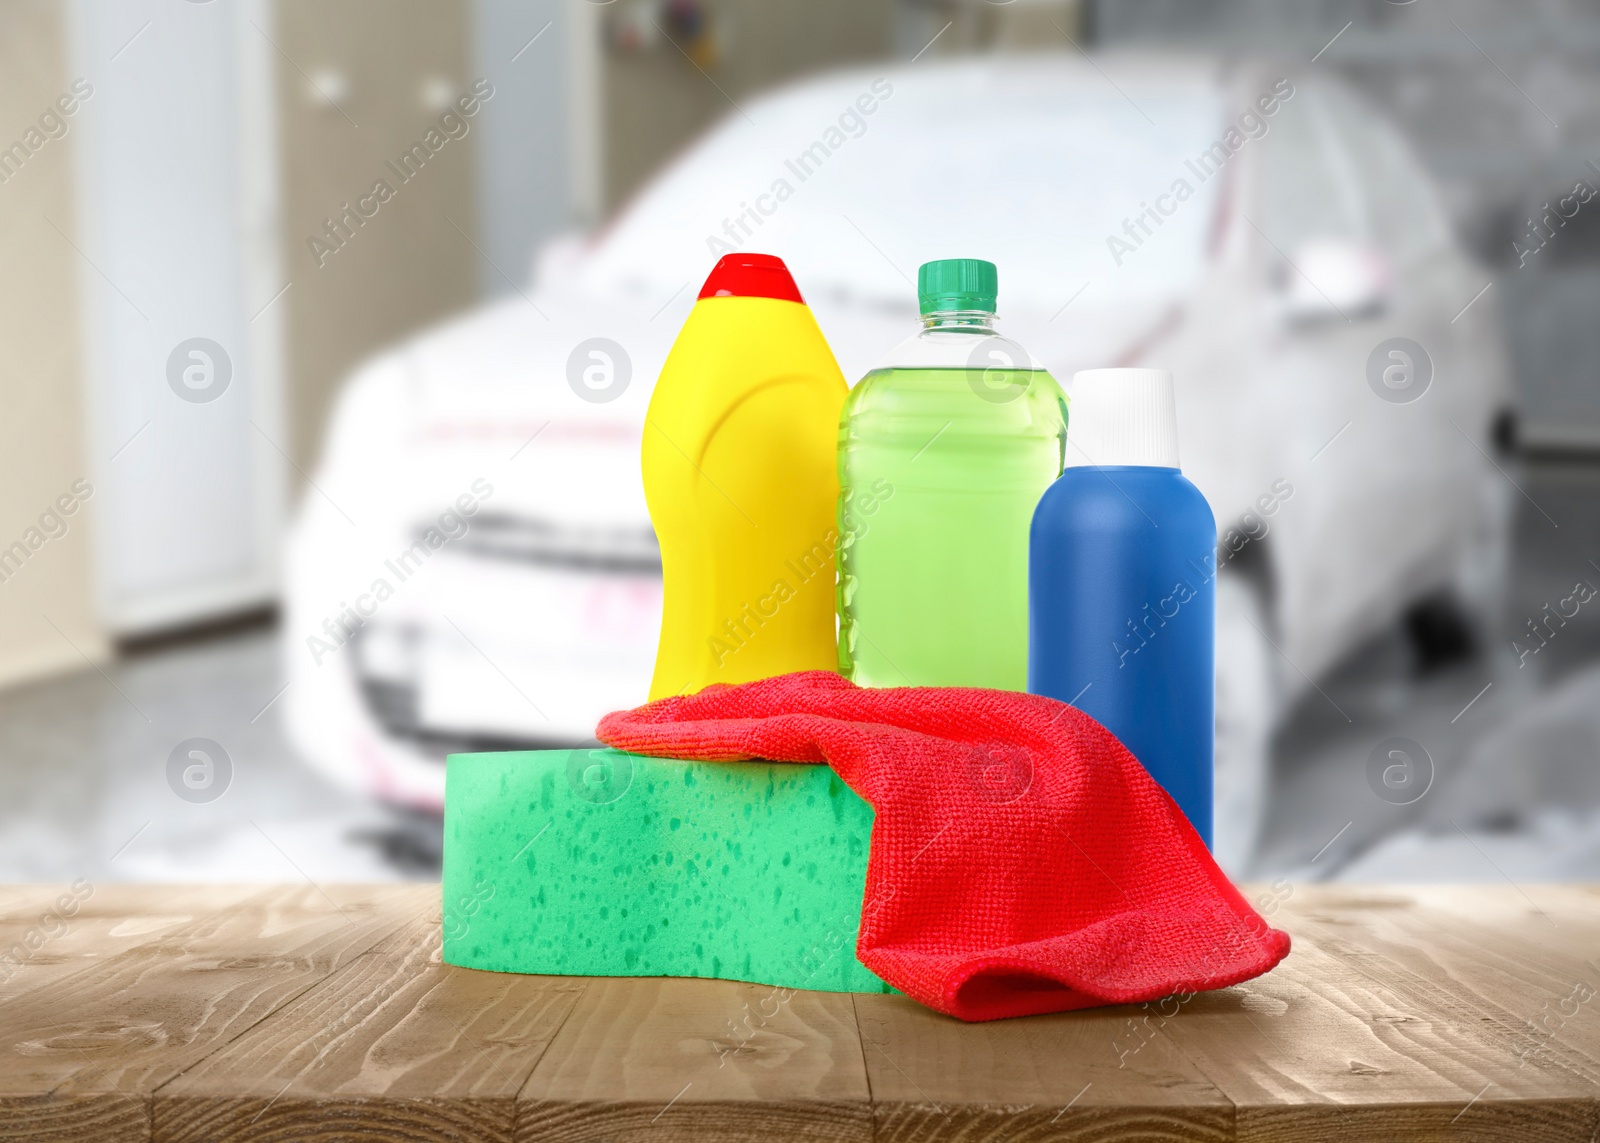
xmin=1064 ymin=367 xmax=1181 ymax=469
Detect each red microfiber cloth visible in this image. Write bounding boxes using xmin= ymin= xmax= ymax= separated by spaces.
xmin=598 ymin=670 xmax=1290 ymax=1022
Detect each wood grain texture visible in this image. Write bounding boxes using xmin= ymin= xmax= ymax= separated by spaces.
xmin=517 ymin=976 xmax=873 ymax=1142
xmin=0 ymin=885 xmax=424 ymax=1143
xmin=0 ymin=885 xmax=245 ymax=992
xmin=1155 ymin=928 xmax=1585 ymax=1142
xmin=0 ymin=886 xmax=64 ymax=916
xmin=155 ymin=909 xmax=582 ymax=1143
xmin=1280 ymin=886 xmax=1600 ymax=1080
xmin=0 ymin=884 xmax=1598 ymax=1142
xmin=1259 ymin=885 xmax=1600 ymax=1141
xmin=855 ymin=991 xmax=1233 ymax=1142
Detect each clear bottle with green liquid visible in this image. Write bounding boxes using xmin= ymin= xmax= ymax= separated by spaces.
xmin=837 ymin=258 xmax=1067 ymax=689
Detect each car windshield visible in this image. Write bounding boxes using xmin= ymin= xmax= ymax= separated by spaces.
xmin=580 ymin=59 xmax=1225 ymax=311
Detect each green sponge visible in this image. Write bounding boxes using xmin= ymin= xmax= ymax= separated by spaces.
xmin=441 ymin=748 xmax=889 ymax=993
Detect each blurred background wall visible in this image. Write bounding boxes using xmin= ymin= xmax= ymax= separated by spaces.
xmin=0 ymin=0 xmax=105 ymax=687
xmin=275 ymin=0 xmax=482 ymax=476
xmin=597 ymin=0 xmax=897 ymax=213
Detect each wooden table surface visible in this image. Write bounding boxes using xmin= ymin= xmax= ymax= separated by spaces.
xmin=0 ymin=883 xmax=1596 ymax=1141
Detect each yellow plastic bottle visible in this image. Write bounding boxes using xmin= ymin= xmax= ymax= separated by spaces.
xmin=644 ymin=253 xmax=848 ymax=699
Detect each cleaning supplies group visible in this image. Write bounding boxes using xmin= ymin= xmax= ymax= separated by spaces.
xmin=644 ymin=253 xmax=1216 ymax=845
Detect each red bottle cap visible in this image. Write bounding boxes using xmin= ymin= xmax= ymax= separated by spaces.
xmin=697 ymin=253 xmax=805 ymax=303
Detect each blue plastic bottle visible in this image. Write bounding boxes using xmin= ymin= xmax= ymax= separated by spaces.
xmin=1029 ymin=368 xmax=1217 ymax=846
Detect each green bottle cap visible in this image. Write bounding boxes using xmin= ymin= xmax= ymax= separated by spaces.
xmin=917 ymin=258 xmax=998 ymax=315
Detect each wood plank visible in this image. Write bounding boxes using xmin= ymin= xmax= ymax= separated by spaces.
xmin=1152 ymin=926 xmax=1587 ymax=1141
xmin=0 ymin=885 xmax=82 ymax=991
xmin=853 ymin=991 xmax=1233 ymax=1142
xmin=1256 ymin=886 xmax=1600 ymax=1139
xmin=1 ymin=882 xmax=1598 ymax=1139
xmin=154 ymin=908 xmax=582 ymax=1143
xmin=1278 ymin=887 xmax=1600 ymax=1082
xmin=0 ymin=885 xmax=250 ymax=992
xmin=1283 ymin=885 xmax=1600 ymax=1041
xmin=0 ymin=887 xmax=62 ymax=915
xmin=0 ymin=884 xmax=428 ymax=1143
xmin=517 ymin=977 xmax=873 ymax=1143
xmin=1379 ymin=883 xmax=1600 ymax=975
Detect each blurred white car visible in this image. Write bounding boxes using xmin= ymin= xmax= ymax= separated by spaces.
xmin=283 ymin=53 xmax=1511 ymax=869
